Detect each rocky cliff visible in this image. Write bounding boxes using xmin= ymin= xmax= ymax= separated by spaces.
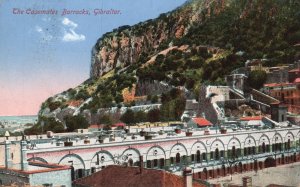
xmin=90 ymin=0 xmax=227 ymax=78
xmin=37 ymin=0 xmax=300 ymax=128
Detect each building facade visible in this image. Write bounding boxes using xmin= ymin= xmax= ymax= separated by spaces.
xmin=0 ymin=126 xmax=297 ymax=182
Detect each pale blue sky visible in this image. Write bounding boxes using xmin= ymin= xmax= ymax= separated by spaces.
xmin=0 ymin=0 xmax=186 ymax=116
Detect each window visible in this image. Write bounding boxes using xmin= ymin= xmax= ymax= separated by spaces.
xmin=159 ymin=158 xmax=165 ymax=168
xmin=220 ymin=150 xmax=224 ymax=158
xmin=170 ymin=157 xmax=174 ymax=165
xmin=232 ymin=146 xmax=236 ymax=159
xmin=147 ymin=160 xmax=152 ymax=168
xmin=202 ymin=153 xmax=206 ymax=161
xmin=191 ymin=154 xmax=195 ymax=162
xmin=279 ymin=143 xmax=282 ymax=151
xmin=215 ymin=148 xmax=219 ymax=160
xmin=252 ymin=146 xmax=256 ymax=154
xmin=244 ymin=148 xmax=248 ymax=156
xmin=262 ymin=143 xmax=266 ymax=153
xmin=176 ymin=153 xmax=181 ymax=164
xmin=77 ymin=169 xmax=84 ymax=178
xmin=91 ymin=167 xmax=96 ymax=174
xmin=128 ymin=159 xmax=133 ymax=166
xmin=196 ymin=150 xmax=201 ymax=163
xmin=153 ymin=159 xmax=158 ymax=167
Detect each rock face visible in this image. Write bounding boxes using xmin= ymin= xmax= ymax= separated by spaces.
xmin=90 ymin=0 xmax=226 ymax=78
xmin=38 ymin=0 xmax=300 ymax=123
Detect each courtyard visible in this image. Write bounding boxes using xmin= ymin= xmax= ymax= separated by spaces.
xmin=208 ymin=162 xmax=300 ymax=186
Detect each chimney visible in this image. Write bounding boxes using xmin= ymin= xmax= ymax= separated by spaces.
xmin=139 ymin=155 xmax=143 ymax=174
xmin=20 ymin=141 xmax=28 ymax=171
xmin=183 ymin=167 xmax=192 ymax=187
xmin=4 ymin=140 xmax=13 ymax=168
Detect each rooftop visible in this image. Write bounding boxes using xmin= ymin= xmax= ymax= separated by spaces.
xmin=191 ymin=117 xmax=213 ymax=127
xmin=0 ymin=161 xmax=70 ymax=175
xmin=240 ymin=116 xmax=263 ymax=121
xmin=73 ymin=165 xmax=206 ymax=187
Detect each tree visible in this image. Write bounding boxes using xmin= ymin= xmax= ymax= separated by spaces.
xmin=151 ymin=95 xmax=159 ymax=104
xmin=24 ymin=117 xmax=65 ymax=135
xmin=134 ymin=111 xmax=147 ymax=123
xmin=65 ymin=115 xmax=89 ymax=132
xmin=99 ymin=114 xmax=112 ymax=126
xmin=120 ymin=109 xmax=135 ymax=124
xmin=248 ymin=70 xmax=267 ymax=89
xmin=147 ymin=109 xmax=161 ymax=122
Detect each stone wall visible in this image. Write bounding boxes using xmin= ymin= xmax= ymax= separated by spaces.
xmin=30 ymin=169 xmax=71 ymax=187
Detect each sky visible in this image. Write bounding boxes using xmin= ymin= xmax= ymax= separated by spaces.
xmin=0 ymin=0 xmax=186 ymax=116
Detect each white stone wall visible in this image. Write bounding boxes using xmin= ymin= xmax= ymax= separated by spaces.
xmin=25 ymin=127 xmax=300 ymax=172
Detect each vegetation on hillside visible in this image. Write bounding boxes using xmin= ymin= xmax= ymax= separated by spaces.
xmin=36 ymin=0 xmax=300 ymax=132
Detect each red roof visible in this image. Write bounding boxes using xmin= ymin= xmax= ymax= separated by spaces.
xmin=264 ymin=82 xmax=293 ymax=87
xmin=294 ymin=78 xmax=300 ymax=83
xmin=89 ymin=124 xmax=104 ymax=129
xmin=288 ymin=69 xmax=300 ymax=73
xmin=192 ymin=117 xmax=212 ymax=127
xmin=73 ymin=165 xmax=205 ymax=187
xmin=240 ymin=116 xmax=263 ymax=121
xmin=112 ymin=122 xmax=126 ymax=127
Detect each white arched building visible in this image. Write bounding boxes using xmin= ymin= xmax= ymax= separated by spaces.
xmin=1 ymin=125 xmax=300 ymax=181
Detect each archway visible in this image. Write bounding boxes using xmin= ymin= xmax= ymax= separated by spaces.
xmin=90 ymin=151 xmax=114 ymax=172
xmin=59 ymin=154 xmax=85 ymax=180
xmin=146 ymin=146 xmax=166 ymax=168
xmin=122 ymin=148 xmax=141 ymax=166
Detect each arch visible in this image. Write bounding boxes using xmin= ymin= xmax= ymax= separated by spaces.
xmin=190 ymin=141 xmax=207 ymax=154
xmin=210 ymin=139 xmax=225 ymax=152
xmin=90 ymin=150 xmax=114 ymax=170
xmin=146 ymin=146 xmax=166 ymax=161
xmin=258 ymin=134 xmax=270 ymax=146
xmin=227 ymin=137 xmax=242 ymax=150
xmin=284 ymin=132 xmax=294 ymax=142
xmin=297 ymin=131 xmax=300 ymax=139
xmin=244 ymin=135 xmax=256 ymax=148
xmin=122 ymin=148 xmax=141 ymax=163
xmin=272 ymin=133 xmax=283 ymax=144
xmin=59 ymin=153 xmax=85 ymax=170
xmin=27 ymin=157 xmax=48 ymax=163
xmin=169 ymin=143 xmax=188 ymax=158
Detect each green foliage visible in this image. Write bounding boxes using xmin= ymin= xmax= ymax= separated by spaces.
xmin=120 ymin=109 xmax=135 ymax=124
xmin=184 ymin=0 xmax=299 ymax=63
xmin=147 ymin=109 xmax=161 ymax=123
xmin=65 ymin=115 xmax=89 ymax=132
xmin=99 ymin=114 xmax=113 ymax=126
xmin=68 ymin=88 xmax=77 ymax=99
xmin=48 ymin=101 xmax=61 ymax=112
xmin=75 ymin=89 xmax=90 ymax=100
xmin=24 ymin=117 xmax=64 ymax=135
xmin=248 ymin=70 xmax=268 ymax=89
xmin=151 ymin=95 xmax=159 ymax=103
xmin=134 ymin=111 xmax=147 ymax=123
xmin=160 ymin=88 xmax=186 ymax=121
